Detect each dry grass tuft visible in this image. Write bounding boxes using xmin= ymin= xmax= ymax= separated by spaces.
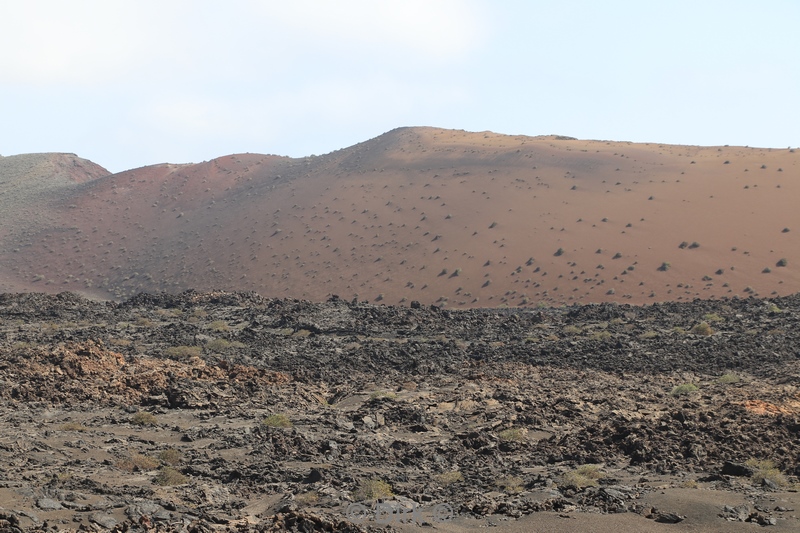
xmin=158 ymin=448 xmax=182 ymax=466
xmin=745 ymin=459 xmax=787 ymax=487
xmin=353 ymin=478 xmax=393 ymax=500
xmin=57 ymin=422 xmax=88 ymax=432
xmin=263 ymin=414 xmax=292 ymax=428
xmin=671 ymin=383 xmax=699 ymax=396
xmin=561 ymin=464 xmax=604 ymax=490
xmin=130 ymin=411 xmax=158 ymax=426
xmin=437 ymin=471 xmax=464 ymax=485
xmin=154 ymin=466 xmax=188 ymax=486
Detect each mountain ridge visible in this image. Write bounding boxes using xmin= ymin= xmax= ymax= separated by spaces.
xmin=0 ymin=127 xmax=797 ymax=306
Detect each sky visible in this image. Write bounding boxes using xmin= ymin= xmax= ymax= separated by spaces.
xmin=1 ymin=0 xmax=799 ymax=173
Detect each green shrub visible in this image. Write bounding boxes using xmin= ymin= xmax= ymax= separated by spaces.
xmin=158 ymin=448 xmax=182 ymax=466
xmin=263 ymin=414 xmax=292 ymax=428
xmin=562 ymin=465 xmax=604 ymax=490
xmin=718 ymin=373 xmax=740 ymax=384
xmin=690 ymin=322 xmax=714 ymax=336
xmin=154 ymin=466 xmax=188 ymax=486
xmin=108 ymin=338 xmax=132 ymax=347
xmin=353 ymin=478 xmax=393 ymax=500
xmin=208 ymin=320 xmax=229 ymax=332
xmin=702 ymin=313 xmax=724 ymax=323
xmin=369 ymin=391 xmax=397 ymax=400
xmin=437 ymin=471 xmax=464 ymax=485
xmin=117 ymin=454 xmax=159 ymax=472
xmin=745 ymin=459 xmax=787 ymax=487
xmin=130 ymin=412 xmax=158 ymax=426
xmin=498 ymin=428 xmax=525 ymax=442
xmin=590 ymin=331 xmax=612 ymax=341
xmin=205 ymin=338 xmax=231 ymax=352
xmin=776 ymin=258 xmax=788 ymax=267
xmin=165 ymin=345 xmax=202 ymax=358
xmin=295 ymin=491 xmax=319 ymax=505
xmin=671 ymin=383 xmax=699 ymax=396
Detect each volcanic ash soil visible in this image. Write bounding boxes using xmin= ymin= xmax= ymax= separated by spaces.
xmin=0 ymin=291 xmax=799 ymax=531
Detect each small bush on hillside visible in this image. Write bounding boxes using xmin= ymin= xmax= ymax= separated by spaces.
xmin=591 ymin=331 xmax=612 ymax=341
xmin=206 ymin=338 xmax=230 ymax=352
xmin=671 ymin=383 xmax=699 ymax=396
xmin=158 ymin=448 xmax=182 ymax=466
xmin=208 ymin=320 xmax=229 ymax=332
xmin=437 ymin=471 xmax=464 ymax=485
xmin=154 ymin=467 xmax=188 ymax=486
xmin=658 ymin=262 xmax=671 ymax=271
xmin=135 ymin=317 xmax=153 ymax=327
xmin=117 ymin=454 xmax=159 ymax=472
xmin=745 ymin=459 xmax=787 ymax=487
xmin=776 ymin=258 xmax=788 ymax=267
xmin=498 ymin=428 xmax=525 ymax=442
xmin=165 ymin=345 xmax=202 ymax=358
xmin=263 ymin=414 xmax=292 ymax=428
xmin=353 ymin=478 xmax=393 ymax=500
xmin=369 ymin=391 xmax=396 ymax=400
xmin=562 ymin=465 xmax=604 ymax=490
xmin=295 ymin=491 xmax=320 ymax=505
xmin=718 ymin=373 xmax=740 ymax=384
xmin=130 ymin=412 xmax=158 ymax=426
xmin=690 ymin=322 xmax=714 ymax=336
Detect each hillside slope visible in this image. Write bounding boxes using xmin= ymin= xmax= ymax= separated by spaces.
xmin=0 ymin=128 xmax=797 ymax=306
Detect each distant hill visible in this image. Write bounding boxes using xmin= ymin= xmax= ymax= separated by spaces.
xmin=0 ymin=128 xmax=797 ymax=306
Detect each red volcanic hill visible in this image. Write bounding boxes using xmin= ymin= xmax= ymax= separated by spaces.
xmin=0 ymin=128 xmax=798 ymax=307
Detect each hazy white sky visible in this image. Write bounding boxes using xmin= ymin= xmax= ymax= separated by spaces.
xmin=1 ymin=0 xmax=798 ymax=172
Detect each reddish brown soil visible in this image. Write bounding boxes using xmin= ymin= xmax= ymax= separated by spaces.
xmin=0 ymin=129 xmax=797 ymax=307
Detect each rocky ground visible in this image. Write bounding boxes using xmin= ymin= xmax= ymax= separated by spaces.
xmin=0 ymin=291 xmax=798 ymax=531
